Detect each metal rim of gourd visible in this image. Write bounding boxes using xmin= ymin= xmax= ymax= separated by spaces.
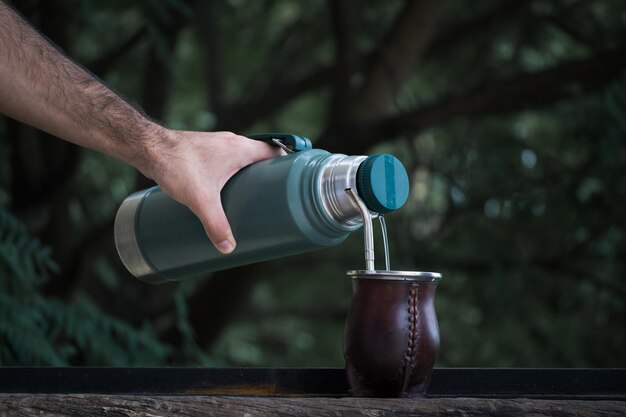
xmin=347 ymin=270 xmax=442 ymax=282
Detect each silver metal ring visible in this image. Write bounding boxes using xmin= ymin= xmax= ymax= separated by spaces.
xmin=114 ymin=188 xmax=164 ymax=284
xmin=318 ymin=154 xmax=367 ymax=229
xmin=347 ymin=270 xmax=442 ymax=282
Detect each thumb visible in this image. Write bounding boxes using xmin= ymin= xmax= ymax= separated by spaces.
xmin=191 ymin=192 xmax=236 ymax=254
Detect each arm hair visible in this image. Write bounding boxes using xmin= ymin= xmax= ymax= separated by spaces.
xmin=0 ymin=1 xmax=166 ymax=170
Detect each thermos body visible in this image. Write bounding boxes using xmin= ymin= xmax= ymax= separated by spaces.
xmin=115 ymin=134 xmax=410 ymax=283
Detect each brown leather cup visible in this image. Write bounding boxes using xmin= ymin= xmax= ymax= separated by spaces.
xmin=343 ymin=270 xmax=442 ymax=398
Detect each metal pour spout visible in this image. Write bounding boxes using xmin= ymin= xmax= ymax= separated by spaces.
xmin=345 ymin=188 xmax=375 ymax=271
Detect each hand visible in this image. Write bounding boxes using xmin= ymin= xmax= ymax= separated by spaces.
xmin=139 ymin=128 xmax=283 ymax=254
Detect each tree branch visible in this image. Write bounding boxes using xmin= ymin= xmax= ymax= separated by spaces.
xmin=88 ymin=27 xmax=148 ymax=78
xmin=327 ymin=0 xmax=357 ymax=126
xmin=216 ymin=67 xmax=334 ymax=132
xmin=169 ymin=263 xmax=266 ymax=348
xmin=194 ymin=2 xmax=225 ymax=118
xmin=230 ymin=0 xmax=449 ymax=139
xmin=423 ymin=0 xmax=534 ymax=61
xmin=335 ymin=45 xmax=626 ymax=154
xmin=348 ymin=0 xmax=449 ymax=122
xmin=177 ymin=254 xmax=320 ymax=349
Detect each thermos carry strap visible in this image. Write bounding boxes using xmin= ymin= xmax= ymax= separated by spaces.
xmin=247 ymin=133 xmax=312 ymax=154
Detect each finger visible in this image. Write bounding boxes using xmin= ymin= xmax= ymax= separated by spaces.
xmin=191 ymin=191 xmax=236 ymax=254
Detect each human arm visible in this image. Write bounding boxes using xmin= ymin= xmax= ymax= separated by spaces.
xmin=0 ymin=1 xmax=280 ymax=253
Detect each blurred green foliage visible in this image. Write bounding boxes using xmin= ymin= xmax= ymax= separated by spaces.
xmin=1 ymin=0 xmax=625 ymax=368
xmin=0 ymin=208 xmax=169 ymax=365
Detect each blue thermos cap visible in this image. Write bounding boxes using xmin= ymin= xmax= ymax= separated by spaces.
xmin=356 ymin=154 xmax=410 ymax=214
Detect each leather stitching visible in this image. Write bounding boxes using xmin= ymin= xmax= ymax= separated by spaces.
xmin=401 ymin=282 xmax=419 ymax=391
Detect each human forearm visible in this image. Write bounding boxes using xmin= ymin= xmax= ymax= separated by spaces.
xmin=0 ymin=1 xmax=164 ymax=173
xmin=0 ymin=1 xmax=283 ymax=254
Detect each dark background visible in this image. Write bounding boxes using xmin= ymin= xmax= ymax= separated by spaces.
xmin=1 ymin=0 xmax=625 ymax=367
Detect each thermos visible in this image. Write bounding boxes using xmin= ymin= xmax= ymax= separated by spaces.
xmin=114 ymin=133 xmax=410 ymax=284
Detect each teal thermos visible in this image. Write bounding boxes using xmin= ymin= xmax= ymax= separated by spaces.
xmin=114 ymin=133 xmax=410 ymax=283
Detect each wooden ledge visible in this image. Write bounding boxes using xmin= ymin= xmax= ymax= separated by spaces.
xmin=1 ymin=394 xmax=625 ymax=416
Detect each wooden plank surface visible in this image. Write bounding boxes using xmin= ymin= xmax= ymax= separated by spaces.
xmin=0 ymin=394 xmax=624 ymax=417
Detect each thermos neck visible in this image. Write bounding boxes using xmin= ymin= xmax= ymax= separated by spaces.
xmin=317 ymin=153 xmax=411 ymax=230
xmin=318 ymin=155 xmax=368 ymax=229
